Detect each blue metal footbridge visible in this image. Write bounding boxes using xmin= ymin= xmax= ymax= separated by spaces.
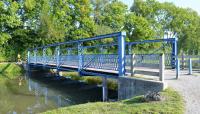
xmin=27 ymin=32 xmax=178 ymax=78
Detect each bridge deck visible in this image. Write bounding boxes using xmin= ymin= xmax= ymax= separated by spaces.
xmin=29 ymin=62 xmax=119 ymax=77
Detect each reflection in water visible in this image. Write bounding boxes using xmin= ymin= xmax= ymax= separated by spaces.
xmin=26 ymin=77 xmax=74 ymax=113
xmin=0 ymin=69 xmax=117 ymax=114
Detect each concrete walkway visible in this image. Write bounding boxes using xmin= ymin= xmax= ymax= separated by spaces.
xmin=165 ymin=70 xmax=200 ymax=114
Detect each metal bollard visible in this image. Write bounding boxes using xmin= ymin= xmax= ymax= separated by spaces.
xmin=189 ymin=58 xmax=192 ymax=75
xmin=176 ymin=59 xmax=180 ymax=79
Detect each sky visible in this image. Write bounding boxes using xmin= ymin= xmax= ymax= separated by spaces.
xmin=120 ymin=0 xmax=200 ymax=14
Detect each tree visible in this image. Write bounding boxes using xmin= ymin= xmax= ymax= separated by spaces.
xmin=68 ymin=0 xmax=95 ymax=40
xmin=131 ymin=0 xmax=200 ymax=53
xmin=102 ymin=1 xmax=127 ymax=31
xmin=0 ymin=1 xmax=21 ymax=45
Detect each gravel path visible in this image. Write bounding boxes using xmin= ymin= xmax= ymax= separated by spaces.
xmin=165 ymin=70 xmax=200 ymax=114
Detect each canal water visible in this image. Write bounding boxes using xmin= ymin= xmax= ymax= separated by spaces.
xmin=0 ymin=70 xmax=117 ymax=114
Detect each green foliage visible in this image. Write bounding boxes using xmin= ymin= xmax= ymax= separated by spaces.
xmin=131 ymin=0 xmax=200 ymax=53
xmin=0 ymin=63 xmax=24 ymax=79
xmin=0 ymin=1 xmax=21 ymax=45
xmin=1 ymin=0 xmax=200 ymax=61
xmin=102 ymin=1 xmax=127 ymax=31
xmin=62 ymin=72 xmax=118 ymax=90
xmin=41 ymin=88 xmax=184 ymax=114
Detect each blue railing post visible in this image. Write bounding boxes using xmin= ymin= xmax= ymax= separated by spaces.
xmin=172 ymin=38 xmax=178 ymax=69
xmin=34 ymin=49 xmax=37 ymax=64
xmin=56 ymin=46 xmax=60 ymax=69
xmin=27 ymin=50 xmax=30 ymax=64
xmin=118 ymin=32 xmax=126 ymax=77
xmin=78 ymin=42 xmax=83 ymax=75
xmin=176 ymin=59 xmax=180 ymax=79
xmin=189 ymin=58 xmax=192 ymax=75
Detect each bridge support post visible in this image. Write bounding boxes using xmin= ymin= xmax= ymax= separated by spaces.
xmin=102 ymin=76 xmax=108 ymax=102
xmin=78 ymin=42 xmax=83 ymax=76
xmin=118 ymin=32 xmax=126 ymax=77
xmin=189 ymin=58 xmax=192 ymax=75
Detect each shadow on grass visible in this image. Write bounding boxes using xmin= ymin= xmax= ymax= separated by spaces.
xmin=0 ymin=64 xmax=11 ymax=79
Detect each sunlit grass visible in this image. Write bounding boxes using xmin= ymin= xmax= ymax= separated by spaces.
xmin=42 ymin=88 xmax=184 ymax=114
xmin=61 ymin=72 xmax=118 ymax=90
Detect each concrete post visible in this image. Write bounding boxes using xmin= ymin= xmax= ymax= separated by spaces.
xmin=102 ymin=76 xmax=108 ymax=102
xmin=159 ymin=54 xmax=165 ymax=82
xmin=131 ymin=54 xmax=135 ymax=76
xmin=176 ymin=59 xmax=180 ymax=79
xmin=181 ymin=53 xmax=185 ymax=69
xmin=118 ymin=32 xmax=126 ymax=76
xmin=189 ymin=58 xmax=192 ymax=75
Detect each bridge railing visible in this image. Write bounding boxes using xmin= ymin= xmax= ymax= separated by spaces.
xmin=28 ymin=32 xmax=126 ymax=77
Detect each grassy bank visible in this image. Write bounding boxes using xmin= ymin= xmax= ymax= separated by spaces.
xmin=61 ymin=72 xmax=117 ymax=90
xmin=42 ymin=88 xmax=184 ymax=114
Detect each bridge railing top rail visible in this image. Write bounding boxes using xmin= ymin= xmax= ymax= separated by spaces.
xmin=29 ymin=32 xmax=125 ymax=51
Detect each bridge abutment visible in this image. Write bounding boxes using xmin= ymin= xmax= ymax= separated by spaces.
xmin=118 ymin=76 xmax=167 ymax=100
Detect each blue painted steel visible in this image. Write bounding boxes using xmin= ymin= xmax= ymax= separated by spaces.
xmin=127 ymin=38 xmax=177 ymax=46
xmin=31 ymin=32 xmax=123 ymax=50
xmin=28 ymin=32 xmax=178 ymax=78
xmin=127 ymin=38 xmax=178 ymax=69
xmin=118 ymin=32 xmax=126 ymax=77
xmin=83 ymin=42 xmax=117 ymax=49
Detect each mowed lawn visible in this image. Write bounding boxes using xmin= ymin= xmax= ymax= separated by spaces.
xmin=42 ymin=88 xmax=184 ymax=114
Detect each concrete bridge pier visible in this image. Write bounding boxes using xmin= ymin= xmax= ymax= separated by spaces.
xmin=102 ymin=76 xmax=108 ymax=102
